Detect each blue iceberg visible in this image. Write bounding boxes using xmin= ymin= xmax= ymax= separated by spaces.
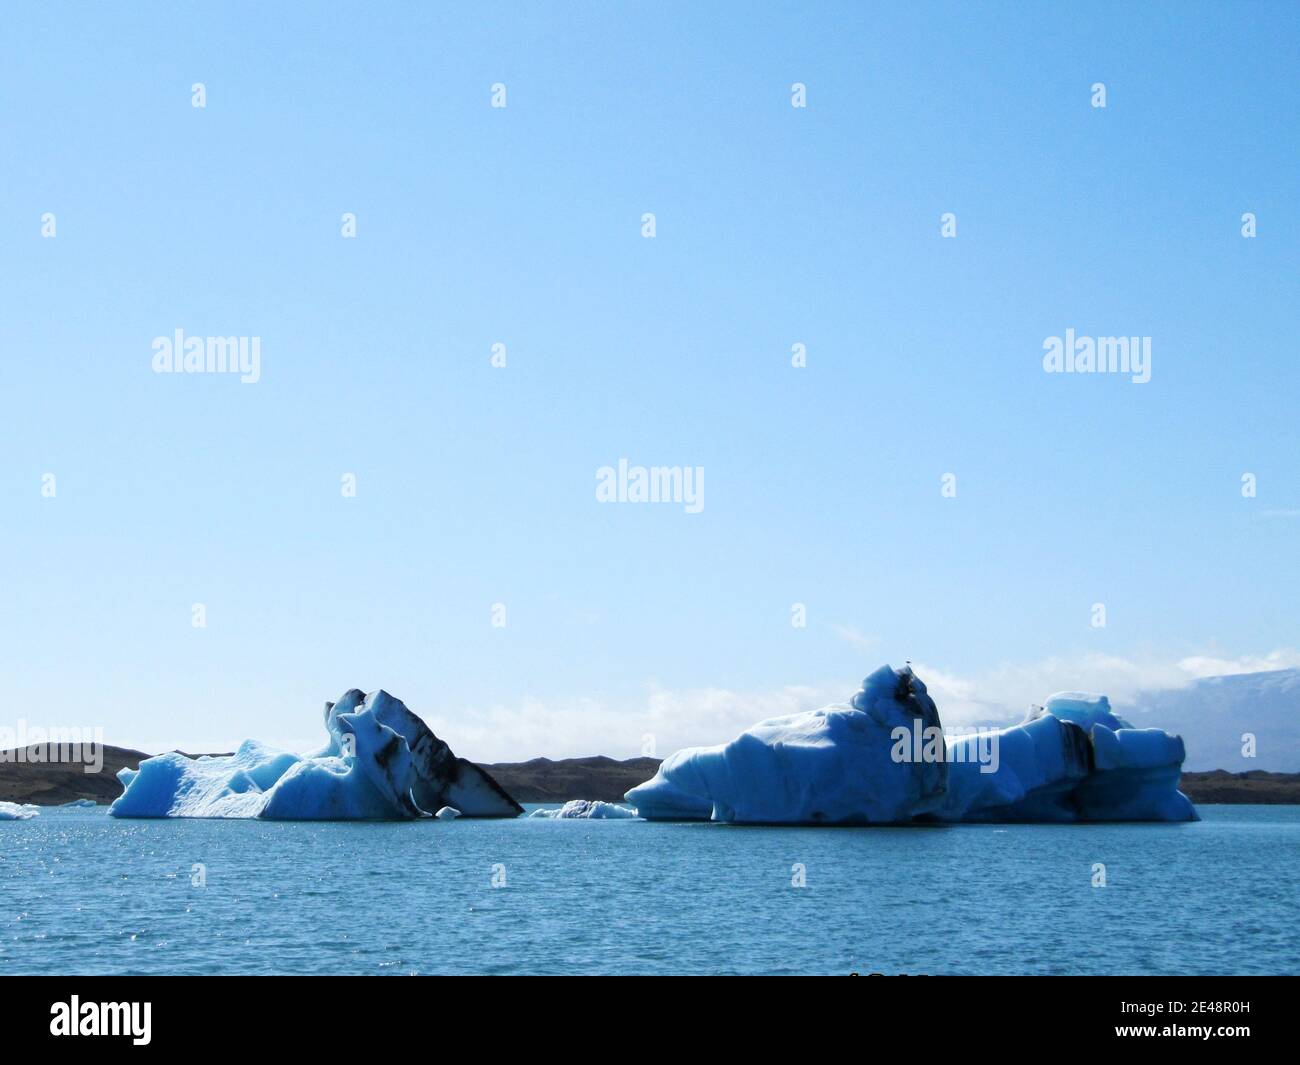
xmin=627 ymin=664 xmax=947 ymax=824
xmin=625 ymin=666 xmax=1197 ymax=825
xmin=109 ymin=689 xmax=522 ymax=820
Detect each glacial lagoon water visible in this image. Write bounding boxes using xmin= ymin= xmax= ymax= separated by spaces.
xmin=2 ymin=805 xmax=1297 ymax=975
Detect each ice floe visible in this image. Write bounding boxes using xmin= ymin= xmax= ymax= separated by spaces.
xmin=529 ymin=800 xmax=640 ymax=819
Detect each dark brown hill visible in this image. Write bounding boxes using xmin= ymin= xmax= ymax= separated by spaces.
xmin=4 ymin=747 xmax=1298 ymax=807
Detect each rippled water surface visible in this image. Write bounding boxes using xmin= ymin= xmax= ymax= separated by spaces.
xmin=2 ymin=805 xmax=1296 ymax=974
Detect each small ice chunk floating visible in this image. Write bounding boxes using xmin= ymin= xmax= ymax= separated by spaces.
xmin=110 ymin=689 xmax=522 ymax=820
xmin=529 ymin=800 xmax=639 ymax=819
xmin=625 ymin=665 xmax=1197 ymax=825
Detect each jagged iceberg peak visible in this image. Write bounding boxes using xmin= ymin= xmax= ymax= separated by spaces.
xmin=626 ymin=665 xmax=1198 ymax=825
xmin=853 ymin=663 xmax=947 ymax=799
xmin=110 ymin=689 xmax=522 ymax=821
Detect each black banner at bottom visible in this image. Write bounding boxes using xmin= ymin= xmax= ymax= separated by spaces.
xmin=0 ymin=975 xmax=1288 ymax=1050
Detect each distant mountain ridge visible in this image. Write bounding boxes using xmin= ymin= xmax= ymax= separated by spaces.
xmin=480 ymin=756 xmax=661 ymax=803
xmin=2 ymin=747 xmax=1298 ymax=806
xmin=1119 ymin=668 xmax=1300 ymax=772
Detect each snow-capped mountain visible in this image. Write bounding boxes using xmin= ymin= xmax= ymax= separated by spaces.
xmin=1119 ymin=669 xmax=1300 ymax=772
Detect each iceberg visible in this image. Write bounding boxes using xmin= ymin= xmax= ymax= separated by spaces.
xmin=1036 ymin=693 xmax=1195 ymax=822
xmin=627 ymin=665 xmax=948 ymax=824
xmin=626 ymin=665 xmax=1197 ymax=825
xmin=0 ymin=801 xmax=40 ymax=820
xmin=529 ymin=800 xmax=640 ymax=819
xmin=109 ymin=689 xmax=522 ymax=820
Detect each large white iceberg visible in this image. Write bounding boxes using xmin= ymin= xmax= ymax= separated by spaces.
xmin=626 ymin=666 xmax=1197 ymax=825
xmin=110 ymin=689 xmax=522 ymax=820
xmin=0 ymin=801 xmax=40 ymax=821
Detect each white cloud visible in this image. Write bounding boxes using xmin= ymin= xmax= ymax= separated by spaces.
xmin=830 ymin=624 xmax=876 ymax=651
xmin=427 ymin=682 xmax=844 ymax=764
xmin=430 ymin=648 xmax=1300 ymax=762
xmin=909 ymin=653 xmax=1189 ymax=726
xmin=122 ymin=649 xmax=1300 ymax=764
xmin=1176 ymin=649 xmax=1300 ymax=678
xmin=914 ymin=648 xmax=1300 ymax=727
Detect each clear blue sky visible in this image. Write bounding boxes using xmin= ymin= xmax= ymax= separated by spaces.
xmin=3 ymin=1 xmax=1298 ymax=758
